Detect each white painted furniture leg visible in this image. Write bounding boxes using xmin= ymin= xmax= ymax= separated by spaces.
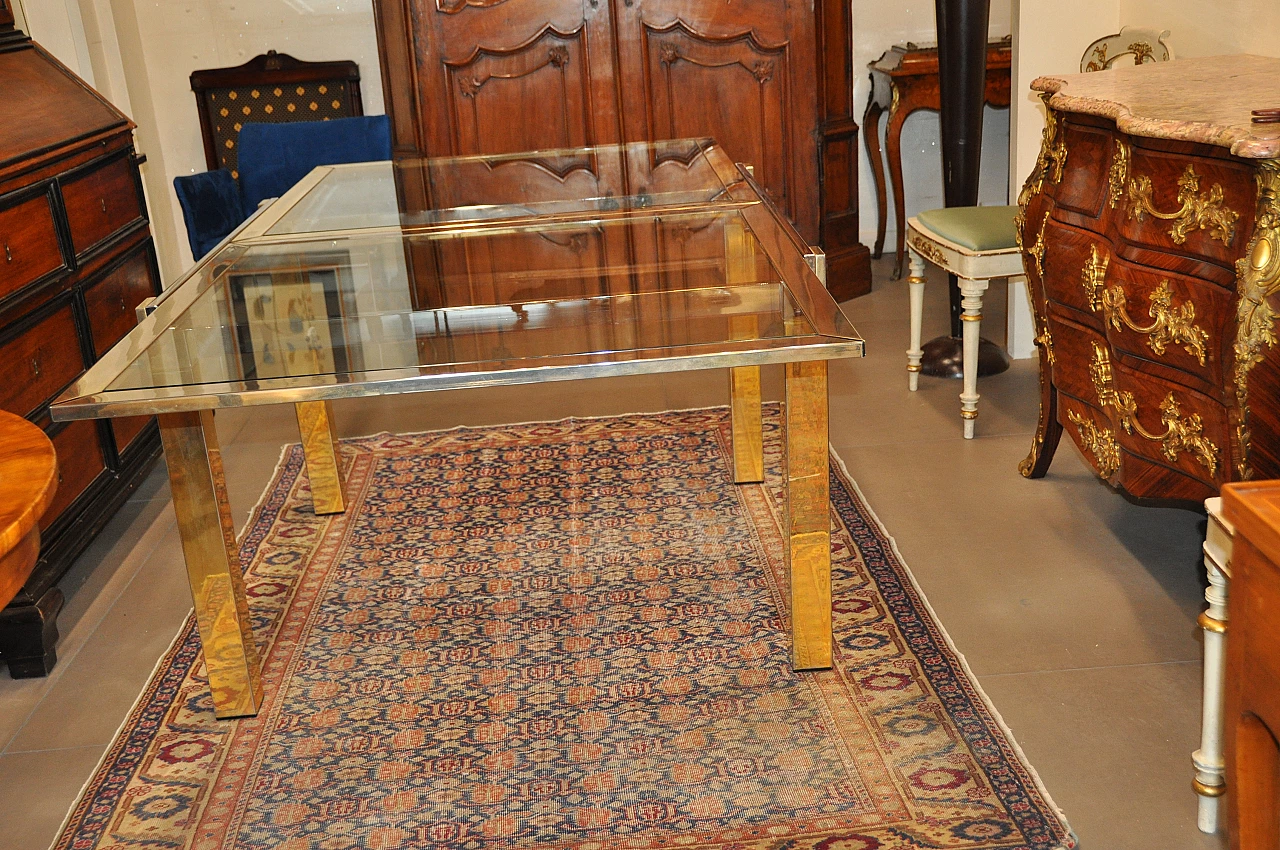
xmin=906 ymin=249 xmax=926 ymax=391
xmin=958 ymin=278 xmax=989 ymax=439
xmin=1006 ymin=275 xmax=1036 ymax=360
xmin=1194 ymin=497 xmax=1232 ymax=832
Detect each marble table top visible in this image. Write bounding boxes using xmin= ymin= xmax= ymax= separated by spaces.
xmin=1032 ymin=54 xmax=1280 ymax=159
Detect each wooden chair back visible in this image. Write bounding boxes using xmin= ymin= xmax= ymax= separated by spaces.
xmin=190 ymin=51 xmax=363 ymax=179
xmin=1081 ymin=26 xmax=1173 ymax=72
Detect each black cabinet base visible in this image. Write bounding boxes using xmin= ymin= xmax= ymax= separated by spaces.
xmin=0 ymin=425 xmax=162 ymax=679
xmin=0 ymin=587 xmax=64 ymax=677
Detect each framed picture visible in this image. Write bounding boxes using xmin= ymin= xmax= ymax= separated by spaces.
xmin=225 ymin=253 xmax=361 ymax=382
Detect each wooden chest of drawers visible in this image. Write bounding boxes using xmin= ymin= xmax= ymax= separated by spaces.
xmin=1017 ymin=56 xmax=1280 ymax=506
xmin=0 ymin=24 xmax=162 ymax=676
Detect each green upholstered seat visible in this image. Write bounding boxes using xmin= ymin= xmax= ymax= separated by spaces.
xmin=915 ymin=205 xmax=1019 ymax=252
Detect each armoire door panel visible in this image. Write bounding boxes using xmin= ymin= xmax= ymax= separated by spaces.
xmin=613 ymin=0 xmax=820 ymax=244
xmin=642 ymin=24 xmax=790 ymax=213
xmin=415 ymin=0 xmax=621 ymax=158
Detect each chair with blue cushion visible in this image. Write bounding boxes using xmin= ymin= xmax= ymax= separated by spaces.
xmin=173 ymin=169 xmax=247 ymax=261
xmin=237 ymin=115 xmax=392 ymax=211
xmin=905 ymin=205 xmax=1024 ymax=439
xmin=174 ymin=115 xmax=392 ymax=260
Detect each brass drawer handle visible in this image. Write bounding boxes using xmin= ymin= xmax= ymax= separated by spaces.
xmin=1089 ymin=342 xmax=1219 ymax=475
xmin=3 ymin=243 xmax=10 ymax=263
xmin=1127 ymin=164 xmax=1239 ymax=246
xmin=30 ymin=355 xmax=41 ymax=378
xmin=1081 ymin=244 xmax=1209 ymax=365
xmin=100 ymin=198 xmax=108 ymax=214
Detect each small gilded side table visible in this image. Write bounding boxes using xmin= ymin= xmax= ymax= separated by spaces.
xmin=863 ymin=36 xmax=1012 ymax=279
xmin=0 ymin=411 xmax=58 ymax=617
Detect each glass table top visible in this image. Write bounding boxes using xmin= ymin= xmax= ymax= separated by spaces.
xmin=255 ymin=139 xmax=750 ymax=239
xmin=51 ymin=140 xmax=863 ymax=420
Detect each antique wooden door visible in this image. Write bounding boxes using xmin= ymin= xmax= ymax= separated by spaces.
xmin=408 ymin=0 xmax=621 ymax=157
xmin=610 ymin=0 xmax=821 ymax=243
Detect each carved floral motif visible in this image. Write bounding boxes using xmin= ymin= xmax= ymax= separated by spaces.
xmin=1068 ymin=410 xmax=1120 ymax=477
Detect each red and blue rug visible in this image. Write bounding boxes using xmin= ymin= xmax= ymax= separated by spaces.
xmin=54 ymin=408 xmax=1074 ymax=849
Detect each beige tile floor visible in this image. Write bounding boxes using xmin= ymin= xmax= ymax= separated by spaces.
xmin=0 ymin=257 xmax=1224 ymax=849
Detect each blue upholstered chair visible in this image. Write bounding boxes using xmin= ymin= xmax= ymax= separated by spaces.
xmin=174 ymin=115 xmax=392 ymax=260
xmin=173 ymin=169 xmax=246 ymax=261
xmin=237 ymin=115 xmax=392 ymax=211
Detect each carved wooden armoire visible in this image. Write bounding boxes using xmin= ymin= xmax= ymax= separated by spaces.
xmin=1017 ymin=56 xmax=1280 ymax=505
xmin=371 ymin=0 xmax=871 ymax=301
xmin=0 ymin=15 xmax=162 ymax=675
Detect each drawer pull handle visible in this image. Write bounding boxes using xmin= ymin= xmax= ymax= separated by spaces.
xmin=1103 ymin=280 xmax=1209 ymax=365
xmin=100 ymin=198 xmax=108 ymax=214
xmin=30 ymin=356 xmax=41 ymax=378
xmin=1089 ymin=342 xmax=1219 ymax=475
xmin=1127 ymin=164 xmax=1239 ymax=247
xmin=1082 ymin=244 xmax=1209 ymax=365
xmin=1067 ymin=410 xmax=1120 ymax=478
xmin=119 ymin=295 xmax=127 ymax=313
xmin=3 ymin=244 xmax=10 ymax=263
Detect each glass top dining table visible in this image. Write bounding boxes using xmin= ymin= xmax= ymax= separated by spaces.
xmin=50 ymin=138 xmax=864 ymax=718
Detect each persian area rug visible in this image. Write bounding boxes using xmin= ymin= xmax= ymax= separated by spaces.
xmin=55 ymin=408 xmax=1074 ymax=850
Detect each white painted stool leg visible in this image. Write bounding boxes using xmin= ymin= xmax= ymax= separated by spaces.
xmin=906 ymin=249 xmax=926 ymax=391
xmin=958 ymin=278 xmax=989 ymax=439
xmin=1193 ymin=517 xmax=1230 ymax=833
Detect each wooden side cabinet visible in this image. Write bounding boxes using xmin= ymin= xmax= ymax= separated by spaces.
xmin=1222 ymin=480 xmax=1280 ymax=847
xmin=0 ymin=22 xmax=162 ymax=677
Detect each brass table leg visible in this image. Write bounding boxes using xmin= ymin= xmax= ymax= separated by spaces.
xmin=784 ymin=360 xmax=832 ymax=670
xmin=159 ymin=411 xmax=263 ymax=719
xmin=295 ymin=401 xmax=345 ymax=515
xmin=729 ymin=366 xmax=764 ymax=484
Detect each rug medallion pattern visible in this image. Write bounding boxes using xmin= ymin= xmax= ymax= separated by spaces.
xmin=54 ymin=408 xmax=1074 ymax=850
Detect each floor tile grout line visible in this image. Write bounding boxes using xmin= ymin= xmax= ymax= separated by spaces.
xmin=0 ymin=743 xmax=109 ymax=757
xmin=978 ymin=658 xmax=1200 ymax=680
xmin=0 ymin=512 xmax=178 ymax=756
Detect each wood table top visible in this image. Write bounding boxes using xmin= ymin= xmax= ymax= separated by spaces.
xmin=0 ymin=409 xmax=56 ymax=557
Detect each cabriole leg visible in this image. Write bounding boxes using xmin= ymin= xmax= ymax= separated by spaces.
xmin=959 ymin=278 xmax=990 ymax=439
xmin=159 ymin=410 xmax=263 ymax=719
xmin=296 ymin=400 xmax=346 ymax=515
xmin=784 ymin=359 xmax=831 ymax=671
xmin=906 ymin=249 xmax=926 ymax=391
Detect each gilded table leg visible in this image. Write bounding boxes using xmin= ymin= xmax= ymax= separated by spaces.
xmin=785 ymin=360 xmax=831 ymax=671
xmin=159 ymin=410 xmax=263 ymax=719
xmin=730 ymin=366 xmax=764 ymax=484
xmin=295 ymin=401 xmax=345 ymax=515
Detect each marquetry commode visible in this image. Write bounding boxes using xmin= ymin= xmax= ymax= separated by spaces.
xmin=1015 ymin=54 xmax=1280 ymax=833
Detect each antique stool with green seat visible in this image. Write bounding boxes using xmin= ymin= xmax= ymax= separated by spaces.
xmin=905 ymin=205 xmax=1025 ymax=438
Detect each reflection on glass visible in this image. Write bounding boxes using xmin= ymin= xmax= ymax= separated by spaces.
xmin=107 ymin=206 xmax=854 ymax=393
xmin=266 ymin=138 xmax=748 ymax=237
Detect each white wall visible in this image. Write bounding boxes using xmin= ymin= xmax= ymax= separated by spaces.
xmin=1008 ymin=0 xmax=1120 ymax=203
xmin=1120 ymin=0 xmax=1280 ymax=58
xmin=853 ymin=0 xmax=1014 ymax=251
xmin=16 ymin=0 xmax=386 ymax=284
xmin=10 ymin=0 xmax=94 ymax=83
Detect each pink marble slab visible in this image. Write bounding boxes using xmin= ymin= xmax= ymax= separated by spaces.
xmin=1032 ymin=54 xmax=1280 ymax=159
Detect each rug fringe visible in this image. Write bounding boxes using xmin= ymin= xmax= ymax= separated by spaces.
xmin=828 ymin=447 xmax=1080 ymax=850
